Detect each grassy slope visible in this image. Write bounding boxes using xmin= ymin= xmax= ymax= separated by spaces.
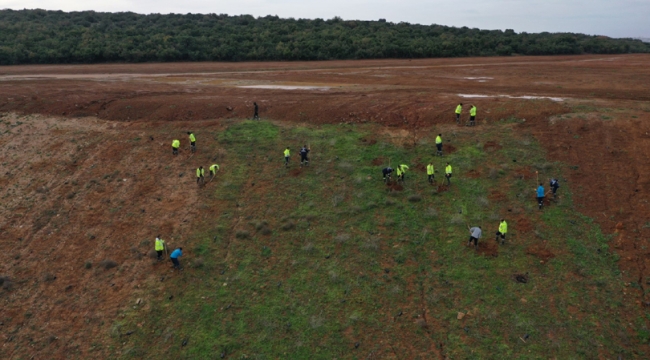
xmin=112 ymin=118 xmax=637 ymax=359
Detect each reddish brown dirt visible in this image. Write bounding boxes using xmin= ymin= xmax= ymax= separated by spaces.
xmin=0 ymin=114 xmax=226 ymax=359
xmin=444 ymin=144 xmax=457 ymax=154
xmin=513 ymin=167 xmax=536 ymax=181
xmin=488 ymin=190 xmax=507 ymax=202
xmin=526 ymin=244 xmax=556 ymax=262
xmin=465 ymin=169 xmax=481 ymax=178
xmin=387 ymin=182 xmax=404 ymax=192
xmin=526 ymin=101 xmax=650 ymax=302
xmin=477 ymin=240 xmax=499 ymax=257
xmin=516 ymin=217 xmax=534 ymax=233
xmin=371 ymin=157 xmax=386 ymax=166
xmin=483 ymin=141 xmax=502 ymax=151
xmin=1 ymin=55 xmax=614 ymax=127
xmin=1 ymin=54 xmax=650 ymax=358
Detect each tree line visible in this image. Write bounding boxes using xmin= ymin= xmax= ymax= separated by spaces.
xmin=0 ymin=9 xmax=648 ymax=65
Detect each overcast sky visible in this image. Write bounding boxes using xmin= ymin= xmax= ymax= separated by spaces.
xmin=2 ymin=0 xmax=649 ymax=38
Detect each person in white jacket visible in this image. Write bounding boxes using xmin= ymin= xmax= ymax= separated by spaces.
xmin=468 ymin=226 xmax=482 ymax=249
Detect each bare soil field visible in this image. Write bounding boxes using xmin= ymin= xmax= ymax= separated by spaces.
xmin=1 ymin=54 xmax=650 ymax=358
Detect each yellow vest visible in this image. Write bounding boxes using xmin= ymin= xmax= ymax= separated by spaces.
xmin=455 ymin=105 xmax=462 ymax=114
xmin=445 ymin=165 xmax=452 ymax=174
xmin=470 ymin=106 xmax=477 ymax=116
xmin=427 ymin=164 xmax=434 ymax=175
xmin=196 ymin=168 xmax=204 ymax=177
xmin=499 ymin=221 xmax=507 ymax=234
xmin=435 ymin=136 xmax=442 ymax=144
xmin=172 ymin=140 xmax=180 ymax=148
xmin=284 ymin=149 xmax=290 ymax=157
xmin=155 ymin=238 xmax=165 ymax=251
xmin=189 ymin=133 xmax=196 ymax=142
xmin=210 ymin=164 xmax=219 ymax=173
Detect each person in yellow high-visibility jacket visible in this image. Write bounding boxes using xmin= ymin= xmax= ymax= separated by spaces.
xmin=455 ymin=103 xmax=463 ymax=123
xmin=196 ymin=166 xmax=205 ymax=186
xmin=495 ymin=219 xmax=508 ymax=245
xmin=445 ymin=162 xmax=453 ymax=185
xmin=155 ymin=235 xmax=166 ymax=261
xmin=172 ymin=139 xmax=180 ymax=155
xmin=209 ymin=164 xmax=220 ymax=180
xmin=435 ymin=133 xmax=443 ymax=156
xmin=284 ymin=147 xmax=290 ymax=167
xmin=426 ymin=162 xmax=435 ymax=184
xmin=188 ymin=132 xmax=196 ymax=152
xmin=468 ymin=105 xmax=477 ymax=126
xmin=396 ymin=164 xmax=409 ymax=182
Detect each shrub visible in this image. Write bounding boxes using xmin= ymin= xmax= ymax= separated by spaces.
xmin=281 ymin=221 xmax=295 ymax=231
xmin=260 ymin=226 xmax=272 ymax=235
xmin=192 ymin=258 xmax=204 ymax=268
xmin=84 ymin=261 xmax=92 ymax=269
xmin=408 ymin=194 xmax=422 ymax=202
xmin=235 ymin=230 xmax=250 ymax=239
xmin=253 ymin=220 xmax=268 ymax=231
xmin=99 ymin=259 xmax=118 ymax=270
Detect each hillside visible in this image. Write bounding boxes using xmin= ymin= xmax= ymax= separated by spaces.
xmin=0 ymin=113 xmax=645 ymax=359
xmin=0 ymin=9 xmax=649 ymax=65
xmin=1 ymin=55 xmax=650 ymax=358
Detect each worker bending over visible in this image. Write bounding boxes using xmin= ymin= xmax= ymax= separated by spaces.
xmin=396 ymin=164 xmax=409 ymax=182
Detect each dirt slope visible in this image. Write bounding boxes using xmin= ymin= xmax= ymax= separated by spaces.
xmin=0 ymin=113 xmax=227 ymax=358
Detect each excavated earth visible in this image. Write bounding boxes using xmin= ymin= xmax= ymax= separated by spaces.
xmin=1 ymin=54 xmax=650 ymax=358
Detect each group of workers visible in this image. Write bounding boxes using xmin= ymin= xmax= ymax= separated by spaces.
xmin=155 ymin=236 xmax=183 ymax=270
xmin=195 ymin=164 xmax=220 ymax=186
xmin=378 ymin=128 xmax=562 ymax=251
xmin=171 ymin=132 xmax=222 ymax=187
xmin=455 ymin=103 xmax=477 ymax=126
xmin=159 ymin=103 xmax=563 ymax=263
xmin=283 ymin=145 xmax=311 ymax=167
xmin=382 ymin=162 xmax=454 ymax=186
xmin=467 ymin=178 xmax=560 ymax=250
xmin=381 ymin=134 xmax=452 ymax=185
xmin=172 ymin=132 xmax=196 ymax=155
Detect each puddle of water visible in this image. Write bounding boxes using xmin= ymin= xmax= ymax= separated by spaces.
xmin=464 ymin=77 xmax=493 ymax=80
xmin=457 ymin=94 xmax=565 ymax=102
xmin=238 ymin=85 xmax=330 ymax=90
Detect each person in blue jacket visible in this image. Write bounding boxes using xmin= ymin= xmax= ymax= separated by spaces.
xmin=536 ymin=183 xmax=546 ymax=210
xmin=170 ymin=247 xmax=183 ymax=270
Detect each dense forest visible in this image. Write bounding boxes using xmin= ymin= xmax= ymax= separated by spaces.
xmin=1 ymin=9 xmax=648 ymax=65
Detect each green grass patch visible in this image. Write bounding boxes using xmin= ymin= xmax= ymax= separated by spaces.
xmin=113 ymin=120 xmax=635 ymax=359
